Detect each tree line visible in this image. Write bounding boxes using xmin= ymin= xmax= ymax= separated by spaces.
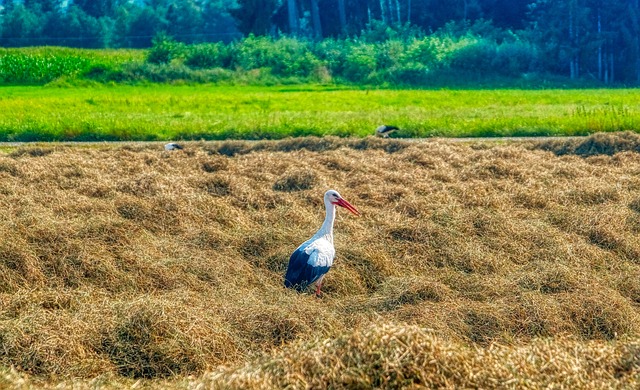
xmin=1 ymin=0 xmax=640 ymax=84
xmin=0 ymin=0 xmax=240 ymax=48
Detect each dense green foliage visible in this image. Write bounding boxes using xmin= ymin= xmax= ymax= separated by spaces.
xmin=0 ymin=0 xmax=239 ymax=48
xmin=0 ymin=85 xmax=638 ymax=141
xmin=0 ymin=33 xmax=595 ymax=86
xmin=1 ymin=0 xmax=639 ymax=84
xmin=0 ymin=47 xmax=143 ymax=84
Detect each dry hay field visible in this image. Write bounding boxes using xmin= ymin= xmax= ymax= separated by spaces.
xmin=1 ymin=132 xmax=640 ymax=388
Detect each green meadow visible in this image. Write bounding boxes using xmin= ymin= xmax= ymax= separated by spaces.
xmin=1 ymin=85 xmax=639 ymax=141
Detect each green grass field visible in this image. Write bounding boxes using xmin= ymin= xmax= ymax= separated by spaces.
xmin=1 ymin=85 xmax=640 ymax=141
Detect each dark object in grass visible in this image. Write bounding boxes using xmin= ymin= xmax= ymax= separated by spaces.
xmin=375 ymin=125 xmax=399 ymax=138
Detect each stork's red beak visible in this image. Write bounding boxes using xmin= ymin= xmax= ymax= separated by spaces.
xmin=334 ymin=198 xmax=360 ymax=216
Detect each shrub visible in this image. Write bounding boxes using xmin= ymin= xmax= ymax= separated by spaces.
xmin=184 ymin=43 xmax=232 ymax=69
xmin=231 ymin=35 xmax=272 ymax=70
xmin=493 ymin=40 xmax=538 ymax=76
xmin=386 ymin=62 xmax=429 ymax=85
xmin=313 ymin=39 xmax=348 ymax=76
xmin=146 ymin=33 xmax=184 ymax=64
xmin=448 ymin=38 xmax=497 ymax=72
xmin=231 ymin=35 xmax=321 ymax=78
xmin=405 ymin=37 xmax=440 ymax=68
xmin=359 ymin=20 xmax=423 ymax=43
xmin=342 ymin=43 xmax=377 ymax=82
xmin=375 ymin=40 xmax=406 ymax=70
xmin=271 ymin=38 xmax=322 ymax=77
xmin=0 ymin=32 xmax=546 ymax=86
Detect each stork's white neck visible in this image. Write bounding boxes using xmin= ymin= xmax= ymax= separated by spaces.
xmin=314 ymin=198 xmax=336 ymax=243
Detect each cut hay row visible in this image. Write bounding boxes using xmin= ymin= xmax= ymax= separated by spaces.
xmin=203 ymin=323 xmax=640 ymax=389
xmin=0 ymin=133 xmax=639 ymax=387
xmin=3 ymin=324 xmax=640 ymax=389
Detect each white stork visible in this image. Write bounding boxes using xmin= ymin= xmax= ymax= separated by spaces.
xmin=284 ymin=189 xmax=360 ymax=296
xmin=164 ymin=142 xmax=184 ymax=151
xmin=375 ymin=125 xmax=399 ymax=138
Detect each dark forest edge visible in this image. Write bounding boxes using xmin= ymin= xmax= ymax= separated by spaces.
xmin=0 ymin=27 xmax=628 ymax=88
xmin=1 ymin=0 xmax=639 ymax=85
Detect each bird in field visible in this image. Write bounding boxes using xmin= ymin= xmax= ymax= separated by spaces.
xmin=284 ymin=189 xmax=360 ymax=297
xmin=375 ymin=125 xmax=399 ymax=138
xmin=164 ymin=142 xmax=184 ymax=151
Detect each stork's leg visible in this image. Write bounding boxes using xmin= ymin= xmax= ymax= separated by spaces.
xmin=315 ymin=281 xmax=323 ymax=297
xmin=314 ymin=275 xmax=325 ymax=298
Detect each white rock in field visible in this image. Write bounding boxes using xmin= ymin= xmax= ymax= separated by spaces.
xmin=164 ymin=142 xmax=184 ymax=151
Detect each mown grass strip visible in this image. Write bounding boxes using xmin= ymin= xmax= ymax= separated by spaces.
xmin=1 ymin=85 xmax=640 ymax=141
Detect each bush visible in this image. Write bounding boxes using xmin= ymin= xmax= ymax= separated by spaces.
xmin=184 ymin=43 xmax=232 ymax=69
xmin=312 ymin=39 xmax=348 ymax=76
xmin=375 ymin=40 xmax=405 ymax=70
xmin=0 ymin=31 xmax=546 ymax=86
xmin=493 ymin=40 xmax=538 ymax=76
xmin=359 ymin=20 xmax=423 ymax=43
xmin=147 ymin=33 xmax=184 ymax=64
xmin=386 ymin=62 xmax=429 ymax=85
xmin=448 ymin=38 xmax=497 ymax=72
xmin=342 ymin=43 xmax=378 ymax=82
xmin=232 ymin=35 xmax=321 ymax=78
xmin=405 ymin=37 xmax=440 ymax=68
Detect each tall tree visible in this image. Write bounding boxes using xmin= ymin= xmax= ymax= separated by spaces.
xmin=23 ymin=0 xmax=61 ymax=13
xmin=166 ymin=0 xmax=204 ymax=42
xmin=627 ymin=0 xmax=640 ymax=82
xmin=0 ymin=3 xmax=42 ymax=45
xmin=606 ymin=0 xmax=640 ymax=83
xmin=528 ymin=0 xmax=590 ymax=79
xmin=286 ymin=0 xmax=299 ymax=35
xmin=229 ymin=0 xmax=280 ymax=35
xmin=337 ymin=0 xmax=346 ymax=33
xmin=121 ymin=5 xmax=168 ymax=47
xmin=201 ymin=0 xmax=241 ymax=42
xmin=42 ymin=5 xmax=106 ymax=47
xmin=309 ymin=0 xmax=322 ymax=38
xmin=489 ymin=0 xmax=529 ymax=29
xmin=73 ymin=0 xmax=117 ymax=18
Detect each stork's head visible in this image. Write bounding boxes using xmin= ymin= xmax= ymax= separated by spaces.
xmin=325 ymin=189 xmax=360 ymax=216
